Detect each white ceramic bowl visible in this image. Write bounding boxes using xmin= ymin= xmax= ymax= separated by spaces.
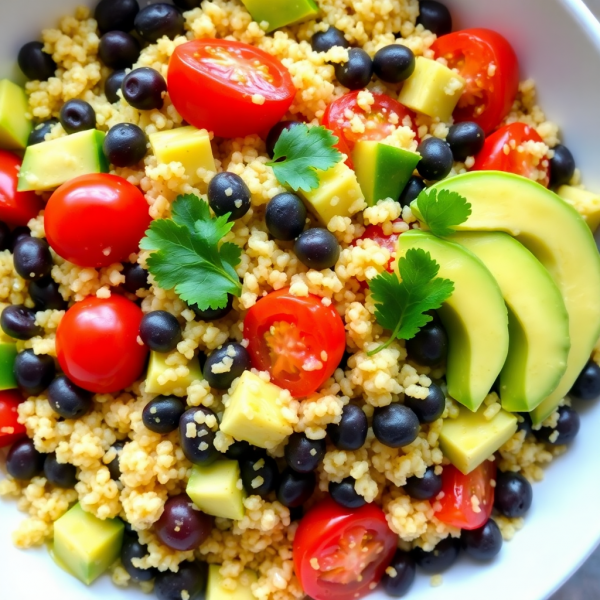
xmin=1 ymin=1 xmax=600 ymax=599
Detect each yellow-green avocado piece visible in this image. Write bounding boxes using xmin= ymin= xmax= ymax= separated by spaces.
xmin=353 ymin=141 xmax=420 ymax=206
xmin=440 ymin=403 xmax=518 ymax=474
xmin=240 ymin=0 xmax=319 ymax=32
xmin=52 ymin=503 xmax=124 ymax=585
xmin=448 ymin=232 xmax=570 ymax=413
xmin=145 ymin=352 xmax=203 ymax=396
xmin=187 ymin=460 xmax=246 ymax=521
xmin=0 ymin=79 xmax=32 ymax=150
xmin=420 ymin=172 xmax=600 ymax=424
xmin=207 ymin=564 xmax=257 ymax=600
xmin=397 ymin=230 xmax=509 ymax=411
xmin=0 ymin=303 xmax=18 ymax=390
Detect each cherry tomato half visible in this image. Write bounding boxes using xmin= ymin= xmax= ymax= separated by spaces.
xmin=471 ymin=122 xmax=550 ymax=186
xmin=168 ymin=40 xmax=296 ymax=139
xmin=244 ymin=289 xmax=346 ymax=398
xmin=0 ymin=389 xmax=26 ymax=448
xmin=432 ymin=28 xmax=519 ymax=134
xmin=294 ymin=497 xmax=397 ymax=600
xmin=45 ymin=173 xmax=151 ymax=268
xmin=56 ymin=295 xmax=148 ymax=394
xmin=434 ymin=461 xmax=496 ymax=530
xmin=322 ymin=92 xmax=419 ymax=169
xmin=0 ymin=150 xmax=44 ymax=227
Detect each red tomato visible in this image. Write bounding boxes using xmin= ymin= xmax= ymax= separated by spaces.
xmin=294 ymin=497 xmax=397 ymax=600
xmin=355 ymin=220 xmax=406 ymax=273
xmin=168 ymin=40 xmax=296 ymax=139
xmin=471 ymin=122 xmax=550 ymax=186
xmin=56 ymin=295 xmax=148 ymax=394
xmin=45 ymin=173 xmax=151 ymax=268
xmin=0 ymin=150 xmax=44 ymax=227
xmin=322 ymin=92 xmax=419 ymax=169
xmin=0 ymin=389 xmax=26 ymax=448
xmin=244 ymin=289 xmax=346 ymax=398
xmin=431 ymin=28 xmax=519 ymax=134
xmin=434 ymin=462 xmax=496 ymax=530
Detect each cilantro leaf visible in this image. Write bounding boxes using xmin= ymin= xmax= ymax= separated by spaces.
xmin=267 ymin=124 xmax=343 ymax=192
xmin=412 ymin=188 xmax=472 ymax=237
xmin=368 ymin=248 xmax=454 ymax=355
xmin=140 ymin=195 xmax=242 ymax=311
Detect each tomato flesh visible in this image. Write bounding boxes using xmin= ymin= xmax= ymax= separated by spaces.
xmin=435 ymin=461 xmax=496 ymax=530
xmin=168 ymin=40 xmax=296 ymax=139
xmin=432 ymin=28 xmax=519 ymax=134
xmin=0 ymin=390 xmax=26 ymax=448
xmin=471 ymin=122 xmax=550 ymax=186
xmin=244 ymin=289 xmax=346 ymax=398
xmin=294 ymin=497 xmax=397 ymax=600
xmin=0 ymin=150 xmax=44 ymax=227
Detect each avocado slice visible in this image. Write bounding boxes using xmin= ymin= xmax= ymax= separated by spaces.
xmin=420 ymin=172 xmax=600 ymax=423
xmin=449 ymin=232 xmax=570 ymax=413
xmin=18 ymin=129 xmax=108 ymax=192
xmin=557 ymin=185 xmax=600 ymax=232
xmin=207 ymin=565 xmax=257 ymax=600
xmin=0 ymin=79 xmax=32 ymax=151
xmin=52 ymin=503 xmax=124 ymax=585
xmin=240 ymin=0 xmax=319 ymax=32
xmin=187 ymin=460 xmax=246 ymax=521
xmin=353 ymin=141 xmax=420 ymax=206
xmin=145 ymin=352 xmax=203 ymax=396
xmin=439 ymin=403 xmax=518 ymax=474
xmin=397 ymin=230 xmax=509 ymax=411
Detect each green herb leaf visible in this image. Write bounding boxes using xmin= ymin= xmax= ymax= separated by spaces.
xmin=413 ymin=188 xmax=472 ymax=237
xmin=267 ymin=124 xmax=343 ymax=192
xmin=140 ymin=194 xmax=242 ymax=311
xmin=368 ymin=248 xmax=454 ymax=355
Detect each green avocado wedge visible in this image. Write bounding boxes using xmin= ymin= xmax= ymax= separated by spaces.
xmin=448 ymin=231 xmax=571 ymax=413
xmin=397 ymin=230 xmax=509 ymax=411
xmin=418 ymin=172 xmax=600 ymax=424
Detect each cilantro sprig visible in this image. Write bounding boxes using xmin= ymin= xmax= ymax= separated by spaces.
xmin=140 ymin=194 xmax=242 ymax=311
xmin=368 ymin=249 xmax=454 ymax=356
xmin=267 ymin=124 xmax=343 ymax=192
xmin=411 ymin=188 xmax=472 ymax=237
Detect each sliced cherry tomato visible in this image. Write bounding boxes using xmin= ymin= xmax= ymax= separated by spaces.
xmin=0 ymin=150 xmax=44 ymax=227
xmin=244 ymin=289 xmax=346 ymax=398
xmin=294 ymin=497 xmax=397 ymax=600
xmin=434 ymin=461 xmax=496 ymax=530
xmin=471 ymin=122 xmax=550 ymax=186
xmin=431 ymin=28 xmax=519 ymax=134
xmin=56 ymin=295 xmax=148 ymax=394
xmin=322 ymin=92 xmax=419 ymax=169
xmin=168 ymin=39 xmax=296 ymax=139
xmin=45 ymin=173 xmax=151 ymax=268
xmin=0 ymin=389 xmax=26 ymax=448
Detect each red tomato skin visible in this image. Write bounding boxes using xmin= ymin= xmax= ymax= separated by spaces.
xmin=243 ymin=289 xmax=346 ymax=398
xmin=0 ymin=389 xmax=26 ymax=448
xmin=471 ymin=122 xmax=549 ymax=186
xmin=434 ymin=462 xmax=496 ymax=530
xmin=168 ymin=40 xmax=296 ymax=139
xmin=0 ymin=150 xmax=44 ymax=226
xmin=432 ymin=28 xmax=519 ymax=134
xmin=56 ymin=295 xmax=148 ymax=394
xmin=294 ymin=497 xmax=397 ymax=600
xmin=45 ymin=173 xmax=151 ymax=268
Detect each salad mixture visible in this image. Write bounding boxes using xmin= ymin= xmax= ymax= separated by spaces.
xmin=1 ymin=0 xmax=600 ymax=599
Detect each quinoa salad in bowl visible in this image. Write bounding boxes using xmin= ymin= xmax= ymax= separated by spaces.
xmin=1 ymin=0 xmax=600 ymax=599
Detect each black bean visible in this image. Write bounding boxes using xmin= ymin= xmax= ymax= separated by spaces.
xmin=59 ymin=100 xmax=96 ymax=134
xmin=203 ymin=342 xmax=250 ymax=390
xmin=122 ymin=67 xmax=167 ymax=111
xmin=95 ymin=0 xmax=140 ymax=34
xmin=334 ymin=48 xmax=373 ymax=90
xmin=6 ymin=438 xmax=45 ymax=480
xmin=208 ymin=173 xmax=251 ymax=221
xmin=14 ymin=349 xmax=55 ymax=396
xmin=134 ymin=3 xmax=185 ymax=43
xmin=142 ymin=396 xmax=186 ymax=434
xmin=99 ymin=31 xmax=141 ymax=70
xmin=18 ymin=41 xmax=56 ymax=81
xmin=104 ymin=123 xmax=148 ymax=167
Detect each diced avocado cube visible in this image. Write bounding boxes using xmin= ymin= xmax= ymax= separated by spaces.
xmin=439 ymin=404 xmax=518 ymax=475
xmin=207 ymin=564 xmax=257 ymax=600
xmin=0 ymin=80 xmax=32 ymax=151
xmin=353 ymin=141 xmax=420 ymax=206
xmin=149 ymin=126 xmax=216 ymax=186
xmin=557 ymin=185 xmax=600 ymax=232
xmin=398 ymin=57 xmax=466 ymax=121
xmin=52 ymin=503 xmax=124 ymax=585
xmin=299 ymin=161 xmax=365 ymax=226
xmin=241 ymin=0 xmax=319 ymax=32
xmin=0 ymin=343 xmax=17 ymax=390
xmin=18 ymin=129 xmax=108 ymax=192
xmin=220 ymin=370 xmax=292 ymax=449
xmin=187 ymin=460 xmax=246 ymax=521
xmin=145 ymin=351 xmax=203 ymax=397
